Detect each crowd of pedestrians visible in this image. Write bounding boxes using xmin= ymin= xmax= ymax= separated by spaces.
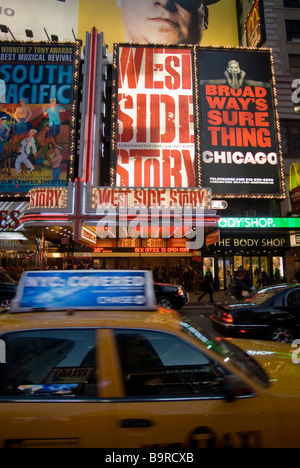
xmin=149 ymin=264 xmax=292 ymax=304
xmin=153 ymin=265 xmax=203 ymax=293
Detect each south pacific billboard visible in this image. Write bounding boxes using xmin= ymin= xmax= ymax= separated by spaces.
xmin=113 ymin=45 xmax=285 ymax=198
xmin=0 ymin=41 xmax=80 ymax=193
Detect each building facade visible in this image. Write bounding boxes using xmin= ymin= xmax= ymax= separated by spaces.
xmin=228 ymin=0 xmax=300 ymax=285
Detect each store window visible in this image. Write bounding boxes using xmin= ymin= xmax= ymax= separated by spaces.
xmin=234 ymin=256 xmax=243 ymax=271
xmin=217 ymin=256 xmax=274 ymax=290
xmin=286 ymin=20 xmax=300 ymax=41
xmin=273 ymin=257 xmax=285 ymax=283
xmin=289 ymin=54 xmax=300 ymax=76
xmin=243 ymin=257 xmax=251 ymax=272
xmin=281 ymin=121 xmax=300 ymax=157
xmin=203 ymin=257 xmax=214 ymax=277
xmin=283 ymin=0 xmax=300 ymax=7
xmin=260 ymin=257 xmax=269 ymax=276
xmin=218 ymin=259 xmax=225 ymax=289
xmin=0 ymin=330 xmax=97 ymax=398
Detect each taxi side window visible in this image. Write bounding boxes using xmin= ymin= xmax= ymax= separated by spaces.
xmin=0 ymin=330 xmax=97 ymax=398
xmin=115 ymin=330 xmax=226 ymax=398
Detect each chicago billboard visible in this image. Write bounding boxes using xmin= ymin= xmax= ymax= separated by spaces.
xmin=0 ymin=41 xmax=80 ymax=193
xmin=197 ymin=48 xmax=284 ymax=198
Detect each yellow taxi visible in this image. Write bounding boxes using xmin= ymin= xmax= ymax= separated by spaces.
xmin=0 ymin=270 xmax=299 ymax=449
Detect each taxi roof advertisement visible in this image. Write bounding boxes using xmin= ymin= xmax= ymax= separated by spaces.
xmin=13 ymin=270 xmax=157 ymax=311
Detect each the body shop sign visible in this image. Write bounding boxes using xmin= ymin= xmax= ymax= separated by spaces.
xmin=218 ymin=217 xmax=300 ymax=229
xmin=215 ymin=235 xmax=288 ymax=251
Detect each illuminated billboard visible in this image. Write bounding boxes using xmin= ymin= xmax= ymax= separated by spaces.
xmin=246 ymin=0 xmax=266 ymax=48
xmin=0 ymin=41 xmax=80 ymax=193
xmin=289 ymin=159 xmax=300 ymax=214
xmin=78 ymin=0 xmax=239 ymax=51
xmin=113 ymin=45 xmax=196 ymax=188
xmin=1 ymin=0 xmax=239 ymax=51
xmin=113 ymin=45 xmax=285 ymax=198
xmin=197 ymin=47 xmax=285 ymax=198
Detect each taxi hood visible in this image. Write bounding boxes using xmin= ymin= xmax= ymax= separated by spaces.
xmin=232 ymin=339 xmax=300 ymax=393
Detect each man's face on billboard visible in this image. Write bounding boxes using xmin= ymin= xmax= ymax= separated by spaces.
xmin=117 ymin=0 xmax=204 ymax=44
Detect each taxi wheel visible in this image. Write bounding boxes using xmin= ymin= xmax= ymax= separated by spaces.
xmin=269 ymin=325 xmax=294 ymax=343
xmin=157 ymin=296 xmax=173 ymax=309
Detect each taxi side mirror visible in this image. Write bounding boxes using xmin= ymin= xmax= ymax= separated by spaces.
xmin=222 ymin=375 xmax=251 ymax=403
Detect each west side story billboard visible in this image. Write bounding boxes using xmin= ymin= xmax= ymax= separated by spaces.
xmin=0 ymin=41 xmax=80 ymax=193
xmin=113 ymin=44 xmax=285 ymax=198
xmin=114 ymin=46 xmax=195 ymax=188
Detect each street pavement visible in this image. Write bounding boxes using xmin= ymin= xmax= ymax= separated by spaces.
xmin=180 ymin=291 xmax=236 ymax=335
xmin=185 ymin=290 xmax=235 ymax=309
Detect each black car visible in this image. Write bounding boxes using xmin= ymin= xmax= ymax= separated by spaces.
xmin=210 ymin=284 xmax=300 ymax=343
xmin=0 ymin=272 xmax=17 ymax=309
xmin=154 ymin=283 xmax=189 ymax=310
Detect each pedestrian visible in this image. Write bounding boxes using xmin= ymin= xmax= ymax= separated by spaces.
xmin=231 ymin=272 xmax=253 ymax=301
xmin=182 ymin=267 xmax=189 ymax=290
xmin=274 ymin=268 xmax=281 ymax=284
xmin=198 ymin=270 xmax=214 ymax=303
xmin=225 ymin=270 xmax=233 ymax=296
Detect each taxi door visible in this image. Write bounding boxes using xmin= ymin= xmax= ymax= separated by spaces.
xmin=107 ymin=328 xmax=282 ymax=449
xmin=0 ymin=329 xmax=113 ymax=448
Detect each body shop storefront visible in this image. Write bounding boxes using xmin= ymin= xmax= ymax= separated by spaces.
xmin=206 ymin=218 xmax=295 ymax=290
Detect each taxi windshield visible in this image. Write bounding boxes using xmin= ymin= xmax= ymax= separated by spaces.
xmin=180 ymin=320 xmax=270 ymax=389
